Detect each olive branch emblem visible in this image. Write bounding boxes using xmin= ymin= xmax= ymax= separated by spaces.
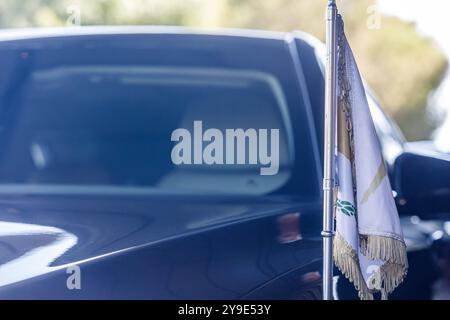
xmin=336 ymin=199 xmax=356 ymax=217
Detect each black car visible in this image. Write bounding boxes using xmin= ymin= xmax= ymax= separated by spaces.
xmin=0 ymin=27 xmax=448 ymax=299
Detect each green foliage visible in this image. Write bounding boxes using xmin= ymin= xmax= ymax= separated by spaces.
xmin=0 ymin=0 xmax=447 ymax=140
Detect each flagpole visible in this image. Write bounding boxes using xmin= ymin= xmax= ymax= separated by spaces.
xmin=322 ymin=0 xmax=338 ymax=300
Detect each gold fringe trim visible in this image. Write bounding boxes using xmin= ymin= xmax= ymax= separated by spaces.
xmin=360 ymin=235 xmax=408 ymax=266
xmin=359 ymin=235 xmax=408 ymax=299
xmin=333 ymin=232 xmax=373 ymax=300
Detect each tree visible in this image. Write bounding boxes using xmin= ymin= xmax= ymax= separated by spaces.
xmin=0 ymin=0 xmax=446 ymax=140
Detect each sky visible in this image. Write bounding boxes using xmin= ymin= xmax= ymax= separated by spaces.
xmin=378 ymin=0 xmax=450 ymax=148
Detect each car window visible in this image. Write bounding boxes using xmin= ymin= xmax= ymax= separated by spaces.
xmin=0 ymin=34 xmax=320 ymax=197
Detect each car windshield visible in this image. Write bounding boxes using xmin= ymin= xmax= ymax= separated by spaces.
xmin=0 ymin=34 xmax=319 ymax=197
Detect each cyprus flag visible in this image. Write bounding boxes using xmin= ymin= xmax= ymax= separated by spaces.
xmin=333 ymin=15 xmax=408 ymax=300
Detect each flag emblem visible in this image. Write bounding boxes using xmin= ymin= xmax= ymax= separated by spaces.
xmin=336 ymin=199 xmax=356 ymax=217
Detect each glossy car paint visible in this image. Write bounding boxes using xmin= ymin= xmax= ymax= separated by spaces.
xmin=0 ymin=193 xmax=323 ymax=299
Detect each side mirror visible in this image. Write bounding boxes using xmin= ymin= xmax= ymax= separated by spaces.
xmin=393 ymin=150 xmax=450 ymax=216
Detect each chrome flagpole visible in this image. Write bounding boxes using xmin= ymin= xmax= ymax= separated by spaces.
xmin=322 ymin=0 xmax=338 ymax=300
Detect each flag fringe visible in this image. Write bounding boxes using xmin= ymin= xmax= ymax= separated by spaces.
xmin=334 ymin=232 xmax=408 ymax=300
xmin=333 ymin=232 xmax=373 ymax=300
xmin=360 ymin=235 xmax=408 ymax=266
xmin=359 ymin=235 xmax=408 ymax=299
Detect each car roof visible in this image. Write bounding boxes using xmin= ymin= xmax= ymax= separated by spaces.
xmin=0 ymin=26 xmax=325 ymax=51
xmin=0 ymin=26 xmax=291 ymax=42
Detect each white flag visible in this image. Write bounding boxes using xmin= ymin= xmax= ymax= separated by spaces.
xmin=333 ymin=16 xmax=408 ymax=300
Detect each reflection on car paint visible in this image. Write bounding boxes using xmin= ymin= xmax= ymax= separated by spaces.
xmin=0 ymin=221 xmax=77 ymax=287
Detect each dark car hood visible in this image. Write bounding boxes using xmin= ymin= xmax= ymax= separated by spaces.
xmin=0 ymin=192 xmax=321 ymax=290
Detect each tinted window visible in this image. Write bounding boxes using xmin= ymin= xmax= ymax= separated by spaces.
xmin=0 ymin=34 xmax=319 ymax=197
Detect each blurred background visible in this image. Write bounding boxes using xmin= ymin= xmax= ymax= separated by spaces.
xmin=0 ymin=0 xmax=448 ymax=145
